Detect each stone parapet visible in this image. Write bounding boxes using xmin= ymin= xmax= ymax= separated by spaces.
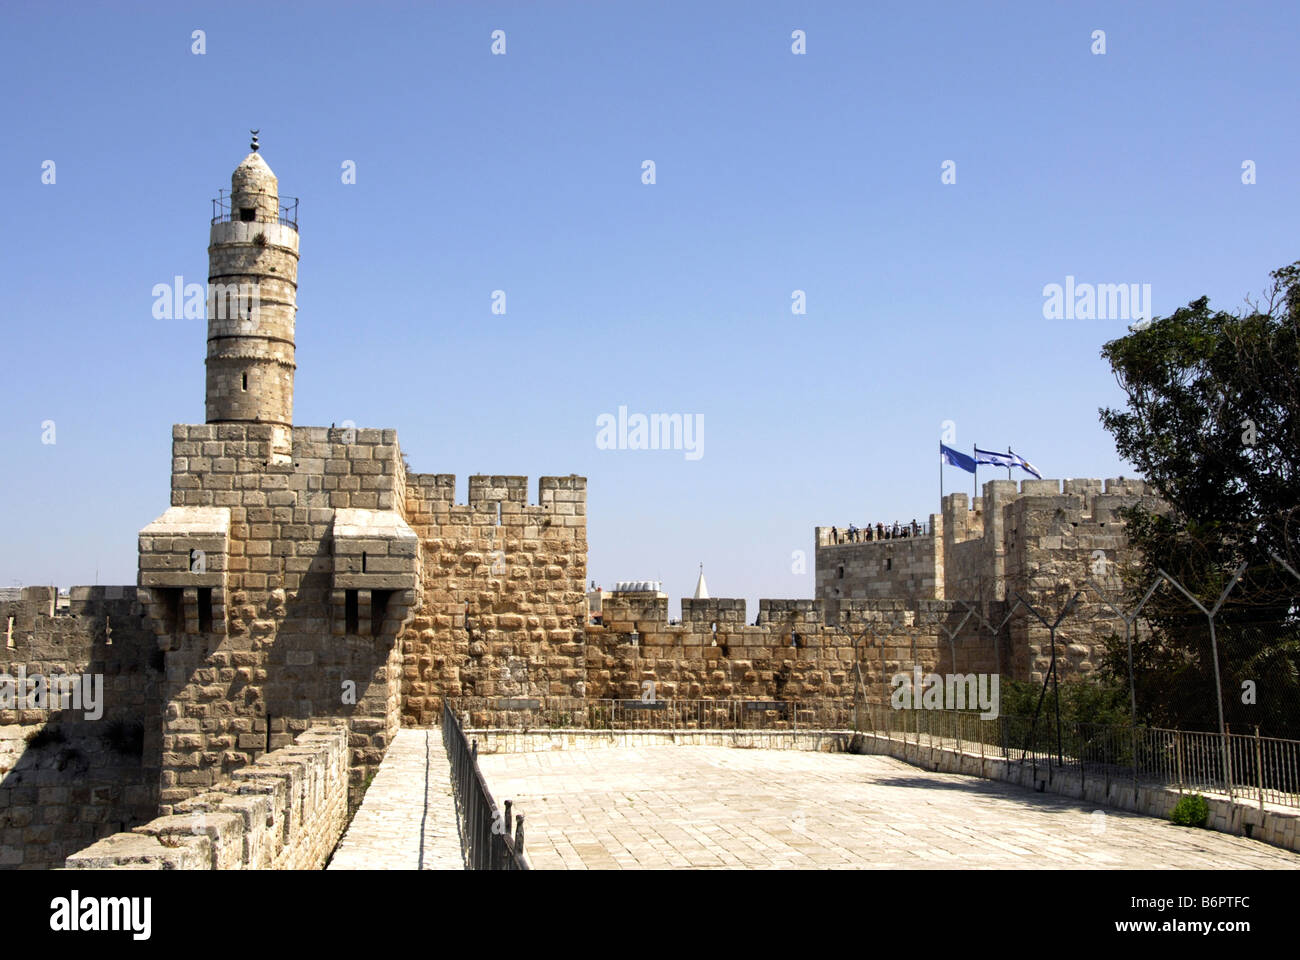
xmin=64 ymin=724 xmax=348 ymax=870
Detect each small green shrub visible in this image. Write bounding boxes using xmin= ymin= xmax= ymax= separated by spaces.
xmin=1170 ymin=793 xmax=1210 ymax=828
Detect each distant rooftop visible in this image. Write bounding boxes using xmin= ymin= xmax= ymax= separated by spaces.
xmin=612 ymin=580 xmax=663 ymax=594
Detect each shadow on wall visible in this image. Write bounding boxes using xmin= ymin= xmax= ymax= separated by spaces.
xmin=0 ymin=588 xmax=164 ymax=870
xmin=153 ymin=546 xmax=408 ymax=816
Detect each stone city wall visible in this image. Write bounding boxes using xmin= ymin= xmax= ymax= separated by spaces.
xmin=398 ymin=474 xmax=589 ymax=727
xmin=815 ymin=517 xmax=942 ymax=603
xmin=816 ymin=478 xmax=1167 ymax=682
xmin=65 ymin=723 xmax=348 ymax=870
xmin=0 ymin=586 xmax=161 ymax=869
xmin=1000 ymin=477 xmax=1165 ymax=681
xmin=143 ymin=423 xmax=414 ymax=812
xmin=584 ymin=595 xmax=998 ymax=709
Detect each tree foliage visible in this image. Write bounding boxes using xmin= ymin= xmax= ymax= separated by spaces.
xmin=1097 ymin=263 xmax=1300 ymax=736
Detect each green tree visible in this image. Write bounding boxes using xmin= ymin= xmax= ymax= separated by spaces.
xmin=1098 ymin=263 xmax=1300 ymax=737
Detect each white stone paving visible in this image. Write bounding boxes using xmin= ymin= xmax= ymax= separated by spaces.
xmin=328 ymin=728 xmax=464 ymax=870
xmin=476 ymin=745 xmax=1300 ymax=870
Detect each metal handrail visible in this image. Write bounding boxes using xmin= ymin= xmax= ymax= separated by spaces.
xmin=442 ymin=700 xmax=528 ymax=870
xmin=455 ymin=697 xmax=857 ymax=732
xmin=822 ymin=521 xmax=933 ymax=545
xmin=857 ymin=704 xmax=1300 ymax=810
xmin=211 ymin=189 xmax=299 ymax=229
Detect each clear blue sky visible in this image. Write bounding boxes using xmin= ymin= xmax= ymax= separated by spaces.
xmin=2 ymin=1 xmax=1297 ymax=614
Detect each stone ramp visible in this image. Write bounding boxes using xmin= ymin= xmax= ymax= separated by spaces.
xmin=328 ymin=728 xmax=465 ymax=870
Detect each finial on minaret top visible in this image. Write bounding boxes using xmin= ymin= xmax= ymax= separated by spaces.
xmin=250 ymin=129 xmax=260 ymax=152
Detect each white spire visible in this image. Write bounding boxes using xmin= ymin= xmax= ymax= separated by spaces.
xmin=693 ymin=563 xmax=709 ymax=600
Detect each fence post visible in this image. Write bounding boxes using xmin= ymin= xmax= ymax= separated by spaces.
xmin=1255 ymin=726 xmax=1264 ymax=812
xmin=1103 ymin=727 xmax=1111 ymax=799
xmin=1078 ymin=722 xmax=1085 ymax=793
xmin=1176 ymin=731 xmax=1185 ymax=794
xmin=1131 ymin=724 xmax=1139 ymax=800
xmin=1158 ymin=564 xmax=1246 ymax=802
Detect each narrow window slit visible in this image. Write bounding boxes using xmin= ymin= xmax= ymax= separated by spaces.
xmin=197 ymin=587 xmax=213 ymax=633
xmin=345 ymin=590 xmax=359 ymax=635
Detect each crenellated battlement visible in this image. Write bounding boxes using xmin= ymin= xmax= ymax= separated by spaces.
xmin=405 ymin=472 xmax=587 ymax=514
xmin=817 ymin=477 xmax=1164 ymax=608
xmin=0 ymin=585 xmax=149 ymax=658
xmin=583 ymin=592 xmax=1003 ymax=704
xmin=598 ymin=594 xmax=950 ymax=638
xmin=942 ymin=477 xmax=1153 ymax=537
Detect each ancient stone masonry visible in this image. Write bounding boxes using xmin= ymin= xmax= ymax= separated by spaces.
xmin=815 ymin=518 xmax=942 ymax=602
xmin=398 ymin=474 xmax=588 ymax=727
xmin=140 ymin=423 xmax=421 ymax=812
xmin=581 ymin=594 xmax=992 ymax=713
xmin=0 ymin=587 xmax=161 ymax=869
xmin=999 ymin=477 xmax=1165 ymax=682
xmin=817 ymin=477 xmax=1167 ymax=681
xmin=1 ymin=144 xmax=1179 ymax=872
xmin=126 ymin=151 xmax=590 ymax=816
xmin=65 ymin=724 xmax=348 ymax=870
xmin=205 ymin=149 xmax=299 ymax=463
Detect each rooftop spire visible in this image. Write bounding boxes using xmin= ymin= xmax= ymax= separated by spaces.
xmin=250 ymin=129 xmax=260 ymax=152
xmin=693 ymin=563 xmax=709 ymax=600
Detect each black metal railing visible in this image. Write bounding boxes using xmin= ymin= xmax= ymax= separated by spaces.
xmin=442 ymin=700 xmax=528 ymax=870
xmin=211 ymin=189 xmax=299 ymax=229
xmin=453 ymin=696 xmax=857 ymax=732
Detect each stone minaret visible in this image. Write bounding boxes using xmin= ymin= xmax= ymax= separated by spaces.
xmin=206 ymin=133 xmax=299 ymax=461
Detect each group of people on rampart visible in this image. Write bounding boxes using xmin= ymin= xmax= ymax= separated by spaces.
xmin=828 ymin=520 xmax=923 ymax=544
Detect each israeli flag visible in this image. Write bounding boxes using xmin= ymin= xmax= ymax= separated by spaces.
xmin=974 ymin=447 xmax=1016 ymax=469
xmin=940 ymin=444 xmax=976 ymax=473
xmin=1010 ymin=449 xmax=1042 ymax=479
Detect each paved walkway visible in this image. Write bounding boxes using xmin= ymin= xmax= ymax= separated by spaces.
xmin=476 ymin=746 xmax=1300 ymax=869
xmin=328 ymin=728 xmax=464 ymax=870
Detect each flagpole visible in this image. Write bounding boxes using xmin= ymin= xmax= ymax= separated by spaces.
xmin=972 ymin=443 xmax=977 ymax=501
xmin=1007 ymin=446 xmax=1012 ymax=481
xmin=939 ymin=443 xmax=944 ymax=506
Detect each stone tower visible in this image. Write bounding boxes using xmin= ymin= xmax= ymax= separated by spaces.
xmin=205 ymin=135 xmax=299 ymax=461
